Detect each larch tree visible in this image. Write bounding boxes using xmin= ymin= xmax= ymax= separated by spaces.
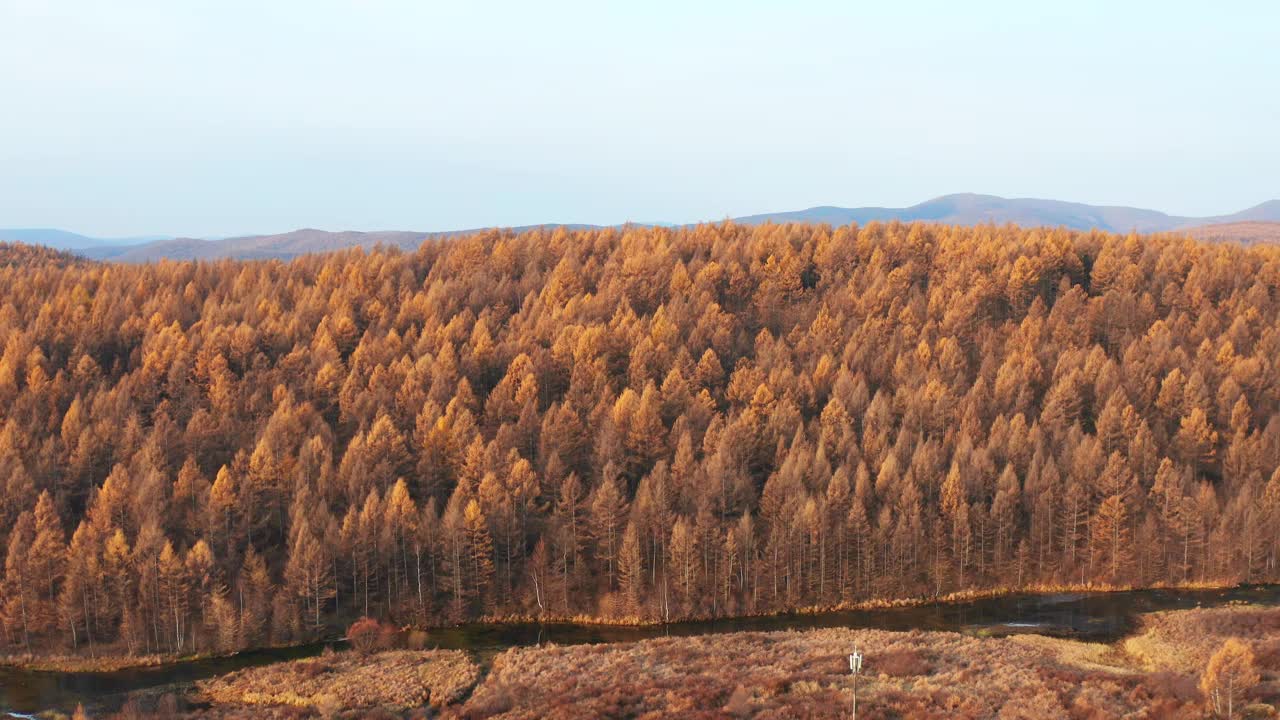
xmin=616 ymin=520 xmax=644 ymax=617
xmin=0 ymin=221 xmax=1279 ymax=655
xmin=590 ymin=467 xmax=630 ymax=589
xmin=2 ymin=512 xmax=37 ymax=650
xmin=669 ymin=517 xmax=698 ymax=609
xmin=59 ymin=521 xmax=98 ymax=653
xmin=463 ymin=499 xmax=495 ymax=612
xmin=1200 ymin=638 xmax=1259 ymax=719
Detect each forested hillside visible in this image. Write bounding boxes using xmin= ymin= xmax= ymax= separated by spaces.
xmin=2 ymin=222 xmax=1279 ymax=659
xmin=0 ymin=241 xmax=86 ymax=269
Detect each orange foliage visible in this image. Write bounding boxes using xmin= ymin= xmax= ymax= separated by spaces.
xmin=0 ymin=221 xmax=1277 ymax=659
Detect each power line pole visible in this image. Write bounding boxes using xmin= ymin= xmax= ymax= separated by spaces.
xmin=849 ymin=647 xmax=863 ymax=720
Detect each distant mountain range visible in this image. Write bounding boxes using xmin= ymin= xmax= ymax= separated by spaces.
xmin=731 ymin=193 xmax=1280 ymax=234
xmin=4 ymin=194 xmax=1278 ymax=262
xmin=85 ymin=230 xmax=436 ymax=262
xmin=76 ymin=225 xmax=603 ymax=263
xmin=0 ymin=228 xmax=169 ymax=251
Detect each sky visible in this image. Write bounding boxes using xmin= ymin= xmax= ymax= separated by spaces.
xmin=1 ymin=0 xmax=1277 ymax=238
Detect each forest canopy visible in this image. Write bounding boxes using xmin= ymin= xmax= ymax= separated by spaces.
xmin=1 ymin=221 xmax=1279 ymax=658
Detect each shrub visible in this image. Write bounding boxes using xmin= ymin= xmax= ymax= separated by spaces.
xmin=1253 ymin=638 xmax=1280 ymax=671
xmin=313 ymin=693 xmax=342 ymax=718
xmin=459 ymin=683 xmax=516 ymax=718
xmin=1140 ymin=671 xmax=1200 ymax=703
xmin=406 ymin=629 xmax=431 ymax=650
xmin=348 ymin=617 xmax=386 ymax=654
xmin=298 ymin=660 xmax=332 ymax=679
xmin=377 ymin=622 xmax=401 ymax=651
xmin=877 ymin=648 xmax=932 ymax=677
xmin=724 ymin=685 xmax=753 ymax=717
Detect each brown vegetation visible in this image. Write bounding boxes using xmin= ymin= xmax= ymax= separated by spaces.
xmin=445 ymin=604 xmax=1280 ymax=719
xmin=0 ymin=221 xmax=1278 ymax=662
xmin=0 ymin=651 xmax=191 ymax=673
xmin=346 ymin=617 xmax=399 ymax=655
xmin=452 ymin=628 xmax=1167 ymax=719
xmin=193 ymin=648 xmax=479 ymax=716
xmin=1185 ymin=222 xmax=1280 ymax=247
xmin=1125 ymin=605 xmax=1280 ymax=674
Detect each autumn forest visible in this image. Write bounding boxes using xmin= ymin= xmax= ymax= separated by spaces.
xmin=1 ymin=221 xmax=1279 ymax=661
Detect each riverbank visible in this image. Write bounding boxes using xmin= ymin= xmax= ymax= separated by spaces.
xmin=0 ymin=579 xmax=1242 ymax=675
xmin=0 ymin=642 xmax=338 ymax=675
xmin=470 ymin=578 xmax=1237 ymax=629
xmin=0 ymin=651 xmax=212 ymax=674
xmin=6 ymin=584 xmax=1279 ymax=716
xmin=176 ymin=603 xmax=1280 ymax=718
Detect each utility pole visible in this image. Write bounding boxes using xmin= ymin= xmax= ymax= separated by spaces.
xmin=849 ymin=647 xmax=864 ymax=720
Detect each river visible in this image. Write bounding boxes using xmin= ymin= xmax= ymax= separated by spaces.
xmin=3 ymin=584 xmax=1278 ymax=716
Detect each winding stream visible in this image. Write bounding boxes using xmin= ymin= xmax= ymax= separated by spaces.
xmin=4 ymin=584 xmax=1278 ymax=716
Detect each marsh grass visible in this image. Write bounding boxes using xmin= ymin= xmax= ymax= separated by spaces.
xmin=182 ymin=604 xmax=1280 ymax=718
xmin=448 ymin=605 xmax=1280 ymax=719
xmin=1124 ymin=606 xmax=1280 ymax=673
xmin=195 ymin=649 xmax=479 ymax=714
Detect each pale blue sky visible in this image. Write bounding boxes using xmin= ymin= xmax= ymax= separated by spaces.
xmin=1 ymin=0 xmax=1277 ymax=237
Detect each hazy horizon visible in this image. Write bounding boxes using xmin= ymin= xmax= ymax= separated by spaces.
xmin=2 ymin=1 xmax=1277 ymax=237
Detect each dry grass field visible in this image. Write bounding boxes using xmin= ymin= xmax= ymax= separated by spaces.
xmin=189 ymin=648 xmax=479 ymax=718
xmin=168 ymin=605 xmax=1280 ymax=719
xmin=449 ymin=628 xmax=1184 ymax=719
xmin=447 ymin=606 xmax=1280 ymax=719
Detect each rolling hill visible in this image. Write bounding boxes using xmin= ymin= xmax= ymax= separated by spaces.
xmin=79 ymin=224 xmax=605 ymax=262
xmin=82 ymin=229 xmax=434 ymax=262
xmin=0 ymin=228 xmax=169 ymax=250
xmin=731 ymin=194 xmax=1280 ymax=234
xmin=17 ymin=194 xmax=1280 ymax=261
